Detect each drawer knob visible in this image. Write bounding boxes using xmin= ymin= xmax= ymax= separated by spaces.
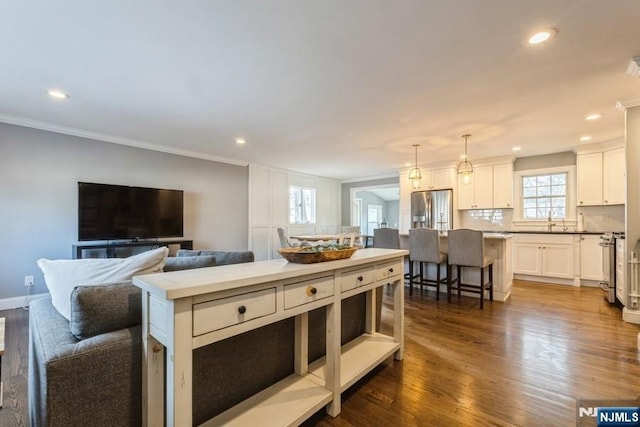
xmin=238 ymin=305 xmax=247 ymax=315
xmin=389 ymin=267 xmax=394 ymax=273
xmin=306 ymin=286 xmax=317 ymax=296
xmin=357 ymin=275 xmax=363 ymax=282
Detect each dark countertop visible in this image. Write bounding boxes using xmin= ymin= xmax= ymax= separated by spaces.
xmin=484 ymin=230 xmax=613 ymax=235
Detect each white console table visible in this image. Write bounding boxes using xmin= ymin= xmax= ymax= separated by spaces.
xmin=133 ymin=248 xmax=407 ymax=426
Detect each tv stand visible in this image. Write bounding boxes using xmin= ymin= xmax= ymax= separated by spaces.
xmin=72 ymin=239 xmax=193 ymax=259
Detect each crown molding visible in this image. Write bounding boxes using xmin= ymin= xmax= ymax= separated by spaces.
xmin=0 ymin=114 xmax=249 ymax=167
xmin=616 ymin=96 xmax=640 ymax=110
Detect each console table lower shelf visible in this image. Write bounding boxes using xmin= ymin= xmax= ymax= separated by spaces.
xmin=133 ymin=248 xmax=407 ymax=427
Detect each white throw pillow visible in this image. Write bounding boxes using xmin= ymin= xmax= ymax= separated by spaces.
xmin=37 ymin=247 xmax=168 ymax=320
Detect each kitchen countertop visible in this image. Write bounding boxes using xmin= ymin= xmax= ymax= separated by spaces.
xmin=482 ymin=230 xmax=610 ymax=235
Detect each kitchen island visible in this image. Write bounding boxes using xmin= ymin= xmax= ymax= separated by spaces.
xmin=400 ymin=232 xmax=514 ymax=302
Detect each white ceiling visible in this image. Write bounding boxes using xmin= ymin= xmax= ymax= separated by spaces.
xmin=1 ymin=1 xmax=639 ymax=181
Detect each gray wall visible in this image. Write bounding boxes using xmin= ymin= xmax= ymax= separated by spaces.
xmin=514 ymin=151 xmax=576 ymax=171
xmin=340 ymin=177 xmax=399 ymax=225
xmin=0 ymin=123 xmax=248 ymax=300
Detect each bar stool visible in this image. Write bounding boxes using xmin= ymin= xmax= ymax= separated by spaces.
xmin=373 ymin=228 xmax=412 ymax=283
xmin=447 ymin=229 xmax=494 ymax=309
xmin=408 ymin=228 xmax=449 ymax=299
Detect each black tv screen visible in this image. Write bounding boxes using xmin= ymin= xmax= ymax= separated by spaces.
xmin=78 ymin=182 xmax=184 ymax=241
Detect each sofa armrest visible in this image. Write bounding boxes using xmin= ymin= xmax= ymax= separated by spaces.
xmin=29 ymin=298 xmax=142 ymax=427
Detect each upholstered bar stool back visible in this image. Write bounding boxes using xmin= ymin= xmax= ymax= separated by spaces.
xmin=447 ymin=229 xmax=494 ymax=309
xmin=373 ymin=228 xmax=400 ymax=249
xmin=408 ymin=228 xmax=449 ymax=299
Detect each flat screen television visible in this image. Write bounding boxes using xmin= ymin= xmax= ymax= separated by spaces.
xmin=78 ymin=182 xmax=184 ymax=241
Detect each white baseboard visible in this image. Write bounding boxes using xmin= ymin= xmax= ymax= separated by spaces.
xmin=0 ymin=293 xmax=49 ymax=311
xmin=623 ymin=307 xmax=640 ymax=325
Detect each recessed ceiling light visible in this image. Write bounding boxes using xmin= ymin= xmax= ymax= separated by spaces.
xmin=512 ymin=146 xmax=522 ymax=152
xmin=47 ymin=89 xmax=69 ymax=99
xmin=528 ymin=29 xmax=555 ymax=45
xmin=580 ymin=135 xmax=592 ymax=142
xmin=235 ymin=138 xmax=246 ymax=145
xmin=585 ymin=113 xmax=602 ymax=121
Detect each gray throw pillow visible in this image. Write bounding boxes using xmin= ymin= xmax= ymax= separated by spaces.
xmin=69 ymin=282 xmax=141 ymax=340
xmin=176 ymin=250 xmax=254 ymax=265
xmin=163 ymin=255 xmax=216 ymax=272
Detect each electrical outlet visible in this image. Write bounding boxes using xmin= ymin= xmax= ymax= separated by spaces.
xmin=24 ymin=275 xmax=34 ymax=287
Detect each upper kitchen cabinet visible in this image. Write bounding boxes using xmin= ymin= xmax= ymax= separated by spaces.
xmin=493 ymin=163 xmax=514 ymax=208
xmin=457 ymin=165 xmax=493 ymax=209
xmin=603 ymin=148 xmax=625 ymax=205
xmin=576 ymin=144 xmax=625 ymax=206
xmin=412 ymin=167 xmax=456 ymax=191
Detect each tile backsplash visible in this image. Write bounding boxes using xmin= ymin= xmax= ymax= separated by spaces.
xmin=459 ymin=205 xmax=624 ymax=233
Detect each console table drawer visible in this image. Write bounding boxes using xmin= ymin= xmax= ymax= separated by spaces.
xmin=284 ymin=276 xmax=334 ymax=309
xmin=193 ymin=288 xmax=276 ymax=336
xmin=376 ymin=260 xmax=403 ymax=282
xmin=339 ymin=266 xmax=375 ymax=292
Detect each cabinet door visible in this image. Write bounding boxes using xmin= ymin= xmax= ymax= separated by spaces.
xmin=457 ymin=174 xmax=475 ymax=210
xmin=513 ymin=243 xmax=541 ymax=275
xmin=541 ymin=244 xmax=574 ymax=279
xmin=431 ymin=168 xmax=455 ymax=190
xmin=577 ymin=152 xmax=603 ymax=206
xmin=579 ymin=235 xmax=604 ymax=280
xmin=493 ymin=163 xmax=513 ymax=208
xmin=473 ymin=165 xmax=494 ymax=209
xmin=603 ymin=148 xmax=625 ymax=205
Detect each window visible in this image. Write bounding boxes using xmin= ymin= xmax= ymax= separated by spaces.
xmin=289 ymin=186 xmax=316 ymax=224
xmin=522 ymin=173 xmax=567 ymax=219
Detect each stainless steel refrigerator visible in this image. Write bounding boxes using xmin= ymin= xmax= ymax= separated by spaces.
xmin=411 ymin=189 xmax=453 ymax=230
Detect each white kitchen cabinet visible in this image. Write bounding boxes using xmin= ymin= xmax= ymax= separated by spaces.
xmin=577 ymin=148 xmax=625 ymax=206
xmin=513 ymin=234 xmax=574 ymax=280
xmin=579 ymin=235 xmax=604 ymax=281
xmin=577 ymin=152 xmax=603 ymax=206
xmin=493 ymin=163 xmax=514 ymax=208
xmin=399 ymin=172 xmax=412 ymax=212
xmin=457 ymin=165 xmax=493 ymax=209
xmin=411 ymin=168 xmax=456 ymax=191
xmin=616 ymin=238 xmax=626 ymax=304
xmin=603 ymin=148 xmax=625 ymax=205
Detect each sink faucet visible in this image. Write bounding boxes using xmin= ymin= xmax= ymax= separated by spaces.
xmin=561 ymin=219 xmax=568 ymax=232
xmin=547 ymin=215 xmax=556 ymax=232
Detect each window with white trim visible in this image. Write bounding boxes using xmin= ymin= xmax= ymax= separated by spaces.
xmin=289 ymin=186 xmax=316 ymax=224
xmin=522 ymin=172 xmax=568 ymax=219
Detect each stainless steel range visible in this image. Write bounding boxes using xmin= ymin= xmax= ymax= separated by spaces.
xmin=599 ymin=233 xmax=616 ymax=303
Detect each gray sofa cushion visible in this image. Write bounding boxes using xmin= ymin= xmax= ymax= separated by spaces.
xmin=177 ymin=249 xmax=254 ymax=265
xmin=69 ymin=282 xmax=141 ymax=340
xmin=164 ymin=255 xmax=216 ymax=272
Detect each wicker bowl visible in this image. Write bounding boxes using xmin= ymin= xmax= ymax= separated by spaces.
xmin=278 ymin=247 xmax=358 ymax=264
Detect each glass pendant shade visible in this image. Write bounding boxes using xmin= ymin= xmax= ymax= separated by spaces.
xmin=457 ymin=134 xmax=474 ymax=185
xmin=408 ymin=144 xmax=422 ymax=188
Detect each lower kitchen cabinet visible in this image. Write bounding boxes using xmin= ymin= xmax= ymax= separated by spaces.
xmin=579 ymin=235 xmax=604 ymax=281
xmin=513 ymin=234 xmax=574 ymax=280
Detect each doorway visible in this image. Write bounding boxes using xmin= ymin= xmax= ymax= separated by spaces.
xmin=367 ymin=204 xmax=382 ymax=235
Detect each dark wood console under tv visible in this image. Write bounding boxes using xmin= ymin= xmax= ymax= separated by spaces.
xmin=72 ymin=239 xmax=193 ymax=259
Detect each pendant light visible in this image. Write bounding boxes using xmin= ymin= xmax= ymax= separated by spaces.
xmin=408 ymin=144 xmax=422 ymax=189
xmin=457 ymin=134 xmax=474 ymax=185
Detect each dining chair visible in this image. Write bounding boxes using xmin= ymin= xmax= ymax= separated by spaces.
xmin=341 ymin=226 xmax=364 ymax=248
xmin=447 ymin=229 xmax=494 ymax=309
xmin=408 ymin=228 xmax=448 ymax=299
xmin=276 ymin=227 xmax=299 ymax=248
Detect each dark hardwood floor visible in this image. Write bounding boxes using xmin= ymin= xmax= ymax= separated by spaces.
xmin=1 ymin=281 xmax=639 ymax=426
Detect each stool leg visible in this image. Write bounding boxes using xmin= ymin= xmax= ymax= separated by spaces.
xmin=480 ymin=267 xmax=484 ymax=309
xmin=409 ymin=260 xmax=414 ymax=296
xmin=489 ymin=264 xmax=494 ymax=301
xmin=419 ymin=262 xmax=424 ymax=292
xmin=457 ymin=266 xmax=462 ymax=299
xmin=435 ymin=262 xmax=440 ymax=301
xmin=447 ymin=264 xmax=452 ymax=303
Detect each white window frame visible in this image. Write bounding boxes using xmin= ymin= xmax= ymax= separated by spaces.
xmin=352 ymin=198 xmax=362 ymax=227
xmin=513 ymin=165 xmax=577 ymax=226
xmin=289 ymin=185 xmax=316 ymax=224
